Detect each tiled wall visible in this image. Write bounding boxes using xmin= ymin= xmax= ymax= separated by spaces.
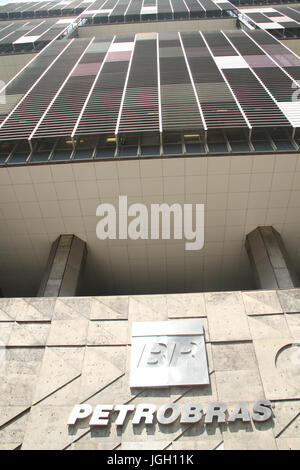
xmin=0 ymin=289 xmax=299 ymax=449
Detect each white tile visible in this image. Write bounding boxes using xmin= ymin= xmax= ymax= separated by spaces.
xmin=51 ymin=164 xmax=74 ymax=182
xmin=117 ymin=160 xmax=140 ymax=179
xmin=10 ymin=234 xmax=32 ymax=249
xmin=185 ymin=192 xmax=206 ymax=204
xmin=54 ymin=182 xmax=78 ymax=200
xmin=76 ymin=180 xmax=99 ymax=199
xmin=252 ymin=155 xmax=275 ymax=173
xmin=206 ymin=193 xmax=227 ymax=210
xmin=14 ymin=184 xmax=37 ymax=202
xmin=164 ymin=177 xmax=184 ymax=194
xmin=274 ymin=154 xmax=298 ymax=173
xmin=43 ymin=217 xmax=66 ymax=234
xmin=269 ymin=191 xmax=290 ymax=208
xmin=205 ymin=225 xmax=225 ymax=242
xmin=83 ymin=216 xmax=98 ymax=232
xmin=226 ymin=210 xmax=247 ymax=226
xmin=59 ymin=200 xmax=81 ymax=217
xmin=289 ymin=190 xmax=300 ymax=208
xmin=292 ymin=172 xmax=300 ymax=190
xmin=207 ymin=174 xmax=229 ymax=193
xmin=248 ymin=192 xmax=269 ymax=209
xmin=285 ymin=207 xmax=300 ymax=224
xmin=266 ymin=208 xmax=287 ymax=224
xmin=207 ymin=156 xmax=230 ymax=174
xmin=19 ymin=202 xmax=42 ymax=218
xmin=230 ymin=155 xmax=253 ymax=174
xmin=72 ymin=162 xmax=96 ymax=181
xmin=250 ymin=173 xmax=273 ymax=191
xmin=224 ymin=225 xmax=245 ymax=241
xmin=203 ymin=241 xmax=223 ymax=256
xmin=272 ymin=173 xmax=294 ymax=191
xmin=95 ymin=161 xmax=118 ymax=180
xmin=227 ymin=192 xmax=248 ymax=210
xmin=245 ymin=209 xmax=267 ymax=226
xmin=108 ymin=245 xmax=128 ymax=260
xmin=185 ymin=175 xmax=206 ymax=193
xmin=223 ymin=240 xmax=243 ymax=257
xmin=25 ymin=218 xmax=46 ymax=235
xmin=185 ymin=157 xmax=207 ymax=175
xmin=206 ymin=210 xmax=226 ymax=226
xmin=34 ymin=183 xmax=57 ymax=201
xmin=8 ymin=167 xmax=31 ymax=184
xmin=0 ymin=168 xmax=11 ymax=185
xmin=0 ymin=203 xmax=22 ymax=219
xmin=0 ymin=186 xmax=16 ymax=202
xmin=119 ymin=178 xmax=142 ymax=196
xmin=141 ymin=178 xmax=163 ymax=196
xmin=63 ymin=217 xmax=85 ymax=233
xmin=29 ymin=166 xmax=52 ymax=184
xmin=39 ymin=201 xmax=61 ymax=218
xmin=79 ymin=199 xmax=100 ymax=216
xmin=146 ymin=243 xmax=166 ymax=258
xmin=271 ymin=172 xmax=294 ymax=191
xmin=163 ymin=158 xmax=184 ymax=176
xmin=128 ymin=244 xmax=147 ymax=259
xmin=229 ymin=174 xmax=251 ymax=192
xmin=140 ymin=159 xmax=162 ymax=178
xmin=97 ymin=180 xmax=119 ymax=197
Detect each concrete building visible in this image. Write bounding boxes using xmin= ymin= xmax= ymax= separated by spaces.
xmin=0 ymin=0 xmax=299 ymax=450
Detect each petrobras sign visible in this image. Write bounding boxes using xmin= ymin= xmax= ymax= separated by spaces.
xmin=129 ymin=319 xmax=209 ymax=388
xmin=68 ymin=401 xmax=273 ymax=427
xmin=67 ymin=319 xmax=273 ymax=429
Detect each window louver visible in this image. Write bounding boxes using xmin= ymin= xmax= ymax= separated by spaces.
xmin=0 ymin=39 xmax=69 ymax=126
xmin=118 ymin=35 xmax=160 ymax=134
xmin=246 ymin=29 xmax=300 ymax=82
xmin=181 ymin=31 xmax=248 ymax=129
xmin=0 ymin=29 xmax=298 ymax=145
xmin=31 ymin=39 xmax=109 ymax=139
xmin=159 ymin=32 xmax=204 ymax=131
xmin=0 ymin=39 xmax=91 ymax=140
xmin=223 ymin=68 xmax=290 ymax=127
xmin=75 ymin=36 xmax=135 ymax=136
xmin=157 ymin=0 xmax=173 ymax=20
xmin=0 ymin=18 xmax=79 ymax=54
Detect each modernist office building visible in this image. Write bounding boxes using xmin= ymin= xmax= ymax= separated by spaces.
xmin=0 ymin=0 xmax=299 ymax=451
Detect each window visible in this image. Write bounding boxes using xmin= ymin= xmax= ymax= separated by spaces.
xmin=73 ymin=137 xmax=97 ymax=160
xmin=8 ymin=141 xmax=31 ymax=164
xmin=51 ymin=138 xmax=73 ymax=161
xmin=140 ymin=133 xmax=160 ymax=156
xmin=30 ymin=140 xmax=54 ymax=163
xmin=95 ymin=135 xmax=116 ymax=159
xmin=184 ymin=133 xmax=206 ymax=154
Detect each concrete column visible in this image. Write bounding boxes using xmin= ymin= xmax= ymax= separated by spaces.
xmin=38 ymin=234 xmax=87 ymax=297
xmin=245 ymin=226 xmax=299 ymax=290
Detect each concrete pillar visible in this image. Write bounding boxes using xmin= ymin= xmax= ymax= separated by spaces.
xmin=245 ymin=226 xmax=299 ymax=290
xmin=38 ymin=234 xmax=87 ymax=297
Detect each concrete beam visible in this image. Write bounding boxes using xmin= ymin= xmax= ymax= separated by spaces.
xmin=38 ymin=234 xmax=87 ymax=297
xmin=245 ymin=226 xmax=299 ymax=290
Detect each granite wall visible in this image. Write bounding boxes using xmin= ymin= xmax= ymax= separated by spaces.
xmin=0 ymin=289 xmax=299 ymax=450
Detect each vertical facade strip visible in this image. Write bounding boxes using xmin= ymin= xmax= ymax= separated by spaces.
xmin=29 ymin=37 xmax=95 ymax=140
xmin=178 ymin=32 xmax=207 ymax=131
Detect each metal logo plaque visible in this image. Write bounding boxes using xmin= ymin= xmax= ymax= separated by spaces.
xmin=130 ymin=319 xmax=209 ymax=388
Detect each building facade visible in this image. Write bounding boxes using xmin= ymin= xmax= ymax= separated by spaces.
xmin=0 ymin=0 xmax=299 ymax=450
